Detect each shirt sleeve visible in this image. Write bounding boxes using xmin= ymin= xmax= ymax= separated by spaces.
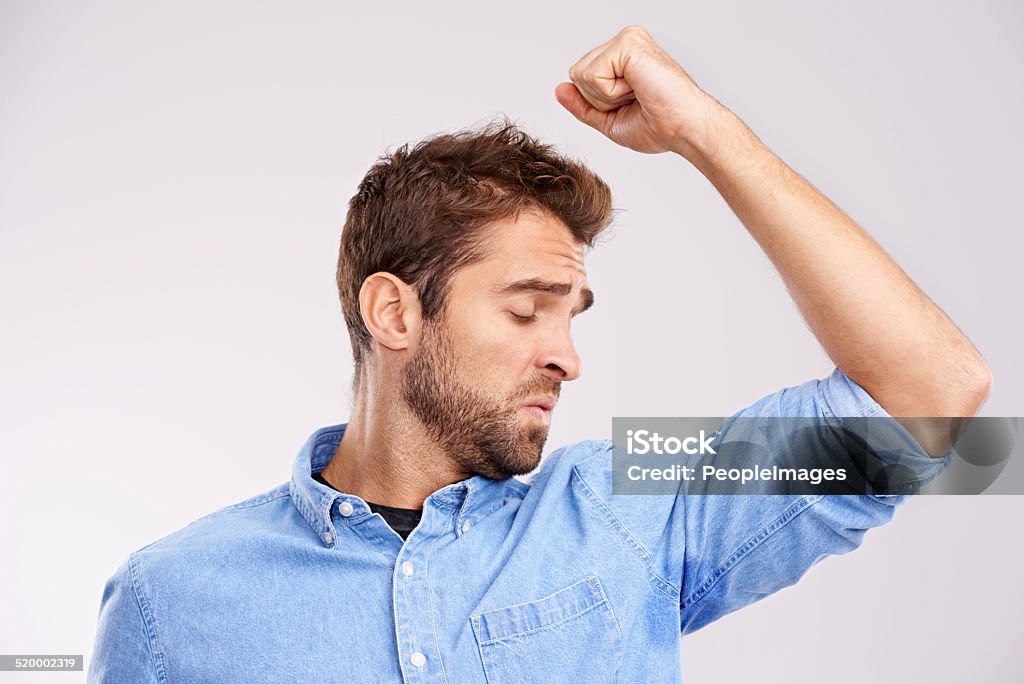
xmin=675 ymin=368 xmax=952 ymax=634
xmin=88 ymin=556 xmax=164 ymax=683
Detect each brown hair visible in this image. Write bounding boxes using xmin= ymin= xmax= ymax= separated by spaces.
xmin=337 ymin=119 xmax=613 ymax=379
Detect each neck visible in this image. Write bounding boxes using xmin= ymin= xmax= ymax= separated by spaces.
xmin=320 ymin=373 xmax=471 ymax=509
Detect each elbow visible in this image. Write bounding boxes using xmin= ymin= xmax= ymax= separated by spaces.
xmin=955 ymin=357 xmax=992 ymax=418
xmin=911 ymin=355 xmax=992 ymax=420
xmin=969 ymin=360 xmax=993 ymax=414
xmin=933 ymin=337 xmax=992 ymax=418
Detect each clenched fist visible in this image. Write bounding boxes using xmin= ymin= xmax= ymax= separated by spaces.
xmin=555 ymin=25 xmax=722 ymax=158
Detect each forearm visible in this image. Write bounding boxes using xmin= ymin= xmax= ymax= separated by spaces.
xmin=678 ymin=97 xmax=991 ymax=442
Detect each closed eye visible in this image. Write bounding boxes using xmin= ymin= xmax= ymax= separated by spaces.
xmin=510 ymin=312 xmax=538 ymax=324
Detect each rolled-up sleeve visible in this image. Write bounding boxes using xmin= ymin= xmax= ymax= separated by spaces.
xmin=677 ymin=368 xmax=950 ymax=634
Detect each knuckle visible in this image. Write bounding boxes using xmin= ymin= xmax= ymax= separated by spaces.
xmin=621 ymin=24 xmax=649 ymax=39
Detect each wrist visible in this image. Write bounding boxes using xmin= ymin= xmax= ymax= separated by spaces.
xmin=669 ymin=93 xmax=760 ymax=172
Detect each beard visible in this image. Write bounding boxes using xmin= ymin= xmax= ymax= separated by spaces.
xmin=400 ymin=319 xmax=559 ymax=480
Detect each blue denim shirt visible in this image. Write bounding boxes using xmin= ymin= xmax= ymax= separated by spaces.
xmin=88 ymin=370 xmax=950 ymax=683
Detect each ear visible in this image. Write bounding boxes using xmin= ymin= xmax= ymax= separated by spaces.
xmin=358 ymin=272 xmax=422 ymax=353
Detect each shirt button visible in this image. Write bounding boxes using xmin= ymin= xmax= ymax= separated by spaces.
xmin=338 ymin=501 xmax=354 ymax=517
xmin=410 ymin=652 xmax=426 ymax=668
xmin=462 ymin=521 xmax=472 ymax=533
xmin=322 ymin=531 xmax=334 ymax=544
xmin=401 ymin=561 xmax=414 ymax=577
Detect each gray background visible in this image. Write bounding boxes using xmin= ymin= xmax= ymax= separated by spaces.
xmin=1 ymin=1 xmax=1021 ymax=682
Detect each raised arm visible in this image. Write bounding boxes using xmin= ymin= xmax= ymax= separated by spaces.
xmin=555 ymin=25 xmax=991 ymax=454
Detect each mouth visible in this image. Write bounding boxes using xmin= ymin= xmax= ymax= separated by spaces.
xmin=521 ymin=397 xmax=556 ymax=424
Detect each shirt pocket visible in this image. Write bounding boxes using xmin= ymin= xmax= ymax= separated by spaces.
xmin=470 ymin=575 xmax=622 ymax=684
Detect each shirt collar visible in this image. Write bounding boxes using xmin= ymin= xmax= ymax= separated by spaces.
xmin=289 ymin=423 xmax=528 ymax=547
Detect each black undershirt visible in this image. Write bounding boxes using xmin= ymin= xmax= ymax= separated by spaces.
xmin=312 ymin=472 xmax=422 ymax=540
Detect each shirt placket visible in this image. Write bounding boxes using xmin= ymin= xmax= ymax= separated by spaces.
xmin=392 ymin=500 xmax=454 ymax=684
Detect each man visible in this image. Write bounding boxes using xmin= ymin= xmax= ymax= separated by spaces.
xmin=89 ymin=26 xmax=989 ymax=682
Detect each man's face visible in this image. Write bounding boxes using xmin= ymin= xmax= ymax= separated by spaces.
xmin=401 ymin=209 xmax=593 ymax=480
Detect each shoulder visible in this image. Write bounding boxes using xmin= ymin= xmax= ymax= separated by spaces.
xmin=121 ymin=484 xmax=297 ymax=585
xmin=526 ymin=437 xmax=673 ymax=542
xmin=523 ymin=438 xmax=615 ymax=491
xmin=140 ymin=484 xmax=292 ymax=548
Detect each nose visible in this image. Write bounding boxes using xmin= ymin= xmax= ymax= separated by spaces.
xmin=536 ymin=327 xmax=582 ymax=382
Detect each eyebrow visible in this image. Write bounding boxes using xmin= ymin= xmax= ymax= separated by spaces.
xmin=492 ymin=278 xmax=595 ymax=315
